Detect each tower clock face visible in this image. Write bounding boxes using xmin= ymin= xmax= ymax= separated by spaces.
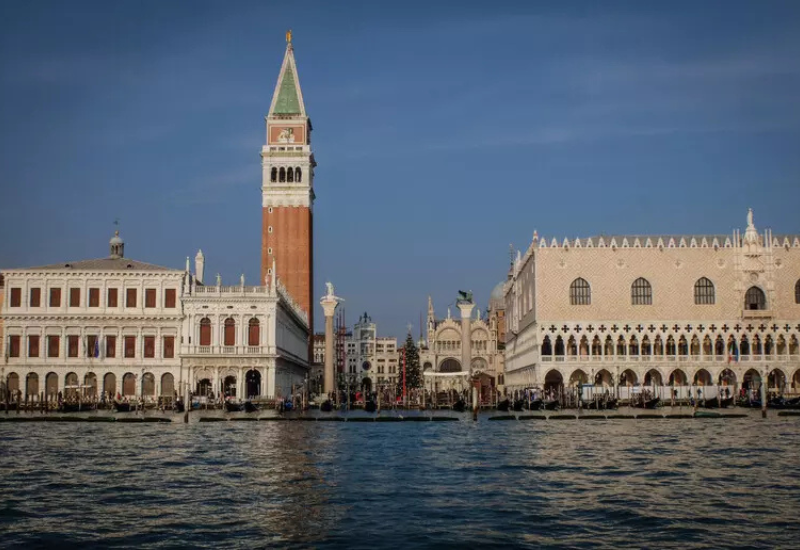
xmin=269 ymin=125 xmax=305 ymax=145
xmin=362 ymin=361 xmax=371 ymax=371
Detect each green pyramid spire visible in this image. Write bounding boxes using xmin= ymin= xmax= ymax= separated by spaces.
xmin=273 ymin=64 xmax=301 ymax=115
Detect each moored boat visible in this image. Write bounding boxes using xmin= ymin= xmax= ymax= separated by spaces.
xmin=364 ymin=400 xmax=377 ymax=413
xmin=496 ymin=399 xmax=510 ymax=412
xmin=224 ymin=401 xmax=245 ymax=412
xmin=244 ymin=401 xmax=259 ymax=413
xmin=543 ymin=400 xmax=559 ymax=411
xmin=452 ymin=399 xmax=466 ymax=413
xmin=527 ymin=399 xmax=543 ymax=411
xmin=320 ymin=400 xmax=333 ymax=413
xmin=113 ymin=401 xmax=134 ymax=413
xmin=632 ymin=397 xmax=660 ymax=409
xmin=59 ymin=402 xmax=97 ymax=413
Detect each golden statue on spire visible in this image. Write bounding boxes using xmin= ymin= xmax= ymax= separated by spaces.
xmin=286 ymin=29 xmax=292 ymax=44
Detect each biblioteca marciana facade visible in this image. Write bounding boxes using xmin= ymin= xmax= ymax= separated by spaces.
xmin=0 ymin=234 xmax=310 ymax=402
xmin=503 ymin=210 xmax=800 ymax=396
xmin=0 ymin=35 xmax=316 ymax=403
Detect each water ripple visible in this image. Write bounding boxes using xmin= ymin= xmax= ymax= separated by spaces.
xmin=0 ymin=418 xmax=799 ymax=548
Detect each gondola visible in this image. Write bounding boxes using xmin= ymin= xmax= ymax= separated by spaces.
xmin=496 ymin=399 xmax=510 ymax=412
xmin=719 ymin=397 xmax=734 ymax=408
xmin=244 ymin=401 xmax=259 ymax=413
xmin=174 ymin=400 xmax=185 ymax=413
xmin=604 ymin=398 xmax=619 ymax=410
xmin=543 ymin=400 xmax=559 ymax=411
xmin=768 ymin=398 xmax=800 ymax=410
xmin=527 ymin=399 xmax=543 ymax=411
xmin=701 ymin=397 xmax=721 ymax=409
xmin=452 ymin=399 xmax=467 ymax=413
xmin=364 ymin=400 xmax=377 ymax=413
xmin=113 ymin=401 xmax=133 ymax=412
xmin=632 ymin=397 xmax=660 ymax=409
xmin=59 ymin=402 xmax=96 ymax=413
xmin=224 ymin=401 xmax=245 ymax=412
xmin=320 ymin=400 xmax=333 ymax=412
xmin=512 ymin=400 xmax=525 ymax=412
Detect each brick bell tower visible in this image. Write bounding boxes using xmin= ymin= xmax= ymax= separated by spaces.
xmin=261 ymin=30 xmax=315 ymax=345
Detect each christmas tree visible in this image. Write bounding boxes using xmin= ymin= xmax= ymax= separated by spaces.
xmin=398 ymin=333 xmax=422 ymax=395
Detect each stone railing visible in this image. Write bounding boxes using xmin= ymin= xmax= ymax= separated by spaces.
xmin=194 ymin=285 xmax=268 ymax=295
xmin=538 ymin=354 xmax=800 ymax=365
xmin=275 ymin=281 xmax=309 ymax=327
xmin=183 ymin=345 xmax=274 ymax=355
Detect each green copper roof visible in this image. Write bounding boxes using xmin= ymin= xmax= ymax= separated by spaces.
xmin=273 ymin=64 xmax=301 ymax=114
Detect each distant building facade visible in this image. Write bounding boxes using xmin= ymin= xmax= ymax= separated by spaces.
xmin=420 ymin=296 xmax=502 ymax=397
xmin=344 ymin=312 xmax=398 ymax=391
xmin=503 ymin=210 xmax=800 ymax=395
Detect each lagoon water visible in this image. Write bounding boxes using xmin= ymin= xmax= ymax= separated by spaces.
xmin=1 ymin=413 xmax=799 ymax=549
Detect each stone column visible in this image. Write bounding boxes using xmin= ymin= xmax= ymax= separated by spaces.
xmin=458 ymin=302 xmax=476 ymax=411
xmin=320 ymin=292 xmax=340 ymax=397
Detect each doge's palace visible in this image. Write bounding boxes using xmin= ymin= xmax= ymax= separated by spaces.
xmin=503 ymin=210 xmax=800 ymax=398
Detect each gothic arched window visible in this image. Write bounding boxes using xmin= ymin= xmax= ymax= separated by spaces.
xmin=631 ymin=277 xmax=652 ymax=305
xmin=295 ymin=167 xmax=302 ymax=182
xmin=199 ymin=318 xmax=211 ymax=347
xmin=744 ymin=286 xmax=766 ymax=310
xmin=279 ymin=167 xmax=286 ymax=182
xmin=270 ymin=167 xmax=277 ymax=182
xmin=795 ymin=279 xmax=800 ymax=304
xmin=287 ymin=167 xmax=294 ymax=182
xmin=694 ymin=277 xmax=715 ymax=305
xmin=569 ymin=278 xmax=591 ymax=305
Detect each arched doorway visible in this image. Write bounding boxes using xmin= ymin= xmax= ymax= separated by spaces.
xmin=644 ymin=369 xmax=663 ymax=386
xmin=719 ymin=369 xmax=737 ymax=386
xmin=65 ymin=372 xmax=78 ymax=400
xmin=103 ymin=373 xmax=116 ymax=397
xmin=245 ymin=370 xmax=261 ymax=398
xmin=45 ymin=372 xmax=58 ymax=397
xmin=544 ymin=369 xmax=563 ymax=394
xmin=122 ymin=373 xmax=136 ymax=396
xmin=743 ymin=369 xmax=761 ymax=391
xmin=569 ymin=369 xmax=588 ymax=386
xmin=694 ymin=369 xmax=712 ymax=386
xmin=141 ymin=373 xmax=155 ymax=398
xmin=161 ymin=373 xmax=175 ymax=397
xmin=361 ymin=377 xmax=372 ymax=393
xmin=439 ymin=359 xmax=462 ymax=373
xmin=668 ymin=369 xmax=687 ymax=386
xmin=196 ymin=378 xmax=212 ymax=397
xmin=620 ymin=369 xmax=638 ymax=386
xmin=768 ymin=369 xmax=786 ymax=393
xmin=26 ymin=373 xmax=39 ymax=397
xmin=793 ymin=369 xmax=800 ymax=391
xmin=223 ymin=375 xmax=237 ymax=398
xmin=84 ymin=373 xmax=97 ymax=397
xmin=594 ymin=369 xmax=613 ymax=386
xmin=6 ymin=373 xmax=20 ymax=396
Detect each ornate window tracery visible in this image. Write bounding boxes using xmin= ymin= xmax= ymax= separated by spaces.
xmin=569 ymin=278 xmax=591 ymax=305
xmin=694 ymin=277 xmax=715 ymax=305
xmin=631 ymin=278 xmax=652 ymax=305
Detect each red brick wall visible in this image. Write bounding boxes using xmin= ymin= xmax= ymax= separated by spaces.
xmin=262 ymin=205 xmax=313 ymax=355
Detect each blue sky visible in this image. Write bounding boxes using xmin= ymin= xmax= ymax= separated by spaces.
xmin=1 ymin=0 xmax=799 ymax=337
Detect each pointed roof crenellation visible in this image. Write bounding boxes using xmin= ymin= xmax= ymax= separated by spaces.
xmin=268 ymin=33 xmax=307 ymax=117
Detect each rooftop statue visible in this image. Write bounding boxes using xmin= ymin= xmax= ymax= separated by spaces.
xmin=325 ymin=282 xmax=335 ymax=298
xmin=457 ymin=290 xmax=474 ymax=304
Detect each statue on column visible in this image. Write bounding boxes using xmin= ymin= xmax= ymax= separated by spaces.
xmin=326 ymin=282 xmax=335 ymax=298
